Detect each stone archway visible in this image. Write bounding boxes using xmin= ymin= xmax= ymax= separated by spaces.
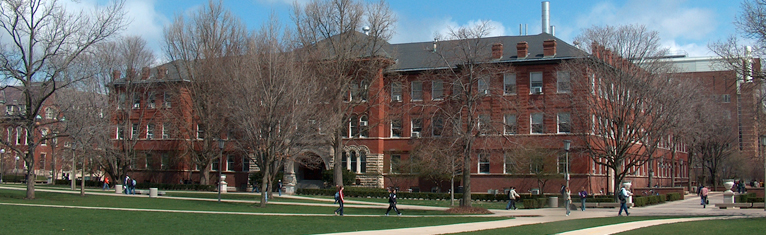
xmin=291 ymin=152 xmax=328 ymax=190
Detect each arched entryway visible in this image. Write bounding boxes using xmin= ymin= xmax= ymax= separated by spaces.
xmin=295 ymin=153 xmax=326 ymax=189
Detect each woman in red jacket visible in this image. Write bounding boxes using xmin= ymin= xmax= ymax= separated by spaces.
xmin=334 ymin=185 xmax=344 ymax=216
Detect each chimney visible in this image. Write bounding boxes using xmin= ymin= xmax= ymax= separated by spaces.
xmin=112 ymin=70 xmax=121 ymax=81
xmin=141 ymin=67 xmax=150 ymax=80
xmin=126 ymin=68 xmax=136 ymax=80
xmin=491 ymin=43 xmax=503 ymax=59
xmin=516 ymin=41 xmax=528 ymax=58
xmin=157 ymin=66 xmax=167 ymax=79
xmin=542 ymin=1 xmax=550 ymax=34
xmin=543 ymin=39 xmax=557 ymax=57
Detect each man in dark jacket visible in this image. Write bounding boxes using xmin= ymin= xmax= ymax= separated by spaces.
xmin=385 ymin=188 xmax=401 ymax=216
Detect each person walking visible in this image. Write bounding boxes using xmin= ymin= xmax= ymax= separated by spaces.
xmin=334 ymin=185 xmax=344 ymax=216
xmin=278 ymin=180 xmax=283 ymax=196
xmin=385 ymin=188 xmax=402 ymax=216
xmin=579 ymin=187 xmax=588 ymax=211
xmin=506 ymin=187 xmax=520 ymax=210
xmin=618 ymin=185 xmax=632 ymax=216
xmin=102 ymin=177 xmax=110 ymax=191
xmin=700 ymin=185 xmax=709 ymax=208
xmin=564 ymin=186 xmax=571 ymax=216
xmin=124 ymin=176 xmax=130 ymax=194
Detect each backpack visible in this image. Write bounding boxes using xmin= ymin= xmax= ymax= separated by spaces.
xmin=618 ymin=191 xmax=625 ymax=201
xmin=130 ymin=179 xmax=136 ymax=187
xmin=334 ymin=192 xmax=339 ymax=201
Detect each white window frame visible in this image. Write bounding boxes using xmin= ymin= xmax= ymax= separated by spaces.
xmin=557 ymin=112 xmax=571 ymax=133
xmin=504 ymin=114 xmax=516 ymax=135
xmin=531 ymin=113 xmax=544 ymax=134
xmin=391 ymin=82 xmax=402 ymax=102
xmin=504 ymin=151 xmax=514 ymax=174
xmin=504 ymin=73 xmax=516 ymax=95
xmin=132 ymin=123 xmax=139 ymax=139
xmin=146 ymin=124 xmax=155 ymax=139
xmin=227 ymin=155 xmax=235 ymax=172
xmin=411 ymin=118 xmax=422 ymax=138
xmin=478 ymin=152 xmax=490 ymax=174
xmin=530 ymin=72 xmax=543 ymax=94
xmin=432 ymin=80 xmax=444 ymax=100
xmin=162 ymin=123 xmax=170 ymax=139
xmin=197 ymin=124 xmax=204 ymax=139
xmin=148 ymin=92 xmax=156 ymax=109
xmin=411 ymin=81 xmax=423 ymax=101
xmin=478 ymin=76 xmax=490 ymax=95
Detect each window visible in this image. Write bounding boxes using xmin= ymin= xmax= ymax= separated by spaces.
xmin=197 ymin=124 xmax=204 ymax=139
xmin=6 ymin=105 xmax=14 ymax=115
xmin=558 ymin=153 xmax=568 ymax=174
xmin=45 ymin=107 xmax=55 ymax=120
xmin=478 ymin=76 xmax=490 ymax=95
xmin=411 ymin=118 xmax=423 ymax=138
xmin=131 ymin=123 xmax=139 ymax=139
xmin=148 ymin=92 xmax=156 ymax=109
xmin=432 ymin=116 xmax=444 ymax=137
xmin=530 ymin=72 xmax=543 ymax=94
xmin=478 ymin=114 xmax=491 ymax=135
xmin=360 ymin=151 xmax=367 ymax=173
xmin=39 ymin=153 xmax=46 ymax=171
xmin=504 ymin=73 xmax=516 ymax=95
xmin=118 ymin=93 xmax=126 ymax=110
xmin=452 ymin=81 xmax=464 ymax=98
xmin=349 ymin=114 xmax=359 ymax=137
xmin=530 ymin=157 xmax=544 ymax=173
xmin=557 ymin=113 xmax=571 ymax=133
xmin=432 ymin=80 xmax=444 ymax=100
xmin=342 ymin=152 xmax=348 ymax=170
xmin=212 ymin=159 xmax=220 ymax=172
xmin=504 ymin=114 xmax=517 ymax=135
xmin=722 ymin=94 xmax=731 ymax=103
xmin=162 ymin=123 xmax=170 ymax=139
xmin=504 ymin=152 xmax=515 ymax=174
xmin=132 ymin=93 xmax=140 ymax=109
xmin=531 ymin=113 xmax=543 ymax=134
xmin=146 ymin=124 xmax=155 ymax=139
xmin=390 ymin=154 xmax=401 ymax=173
xmin=242 ymin=157 xmax=250 ymax=172
xmin=478 ymin=152 xmax=490 ymax=174
xmin=359 ymin=81 xmax=368 ymax=101
xmin=117 ymin=126 xmax=124 ymax=140
xmin=163 ymin=92 xmax=172 ymax=108
xmin=161 ymin=153 xmax=169 ymax=170
xmin=557 ymin=71 xmax=571 ymax=93
xmin=359 ymin=115 xmax=369 ymax=138
xmin=17 ymin=127 xmax=24 ymax=145
xmin=350 ymin=151 xmax=357 ymax=173
xmin=227 ymin=155 xmax=235 ymax=172
xmin=391 ymin=82 xmax=402 ymax=102
xmin=411 ymin=81 xmax=423 ymax=101
xmin=6 ymin=127 xmax=12 ymax=143
xmin=145 ymin=154 xmax=152 ymax=169
xmin=391 ymin=119 xmax=402 ymax=137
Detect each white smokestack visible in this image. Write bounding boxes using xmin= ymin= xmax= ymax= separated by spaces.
xmin=542 ymin=1 xmax=550 ymax=34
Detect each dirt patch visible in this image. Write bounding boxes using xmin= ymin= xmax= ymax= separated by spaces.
xmin=445 ymin=206 xmax=494 ymax=214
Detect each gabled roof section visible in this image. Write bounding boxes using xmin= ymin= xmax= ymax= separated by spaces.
xmin=309 ymin=31 xmax=394 ymax=60
xmin=109 ymin=60 xmax=191 ymax=87
xmin=387 ymin=33 xmax=583 ymax=72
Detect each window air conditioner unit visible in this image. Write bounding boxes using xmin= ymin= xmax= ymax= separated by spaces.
xmin=360 ymin=120 xmax=368 ymax=126
xmin=532 ymin=87 xmax=542 ymax=94
xmin=393 ymin=95 xmax=401 ymax=101
xmin=482 ymin=90 xmax=489 ymax=95
xmin=411 ymin=132 xmax=420 ymax=138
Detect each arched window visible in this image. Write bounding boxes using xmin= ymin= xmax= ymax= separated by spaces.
xmin=350 ymin=151 xmax=357 ymax=173
xmin=360 ymin=151 xmax=367 ymax=173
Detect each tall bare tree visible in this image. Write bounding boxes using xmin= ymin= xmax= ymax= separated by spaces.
xmin=0 ymin=0 xmax=126 ymax=199
xmin=225 ymin=16 xmax=320 ymax=206
xmin=564 ymin=24 xmax=682 ymax=197
xmin=292 ymin=0 xmax=396 ymax=187
xmin=163 ymin=0 xmax=249 ymax=185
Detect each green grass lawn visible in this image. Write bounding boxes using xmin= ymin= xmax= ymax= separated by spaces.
xmin=455 ymin=217 xmax=687 ymax=234
xmin=616 ymin=217 xmax=766 ymax=235
xmin=0 ymin=204 xmax=506 ymax=234
xmin=298 ymin=194 xmax=514 ymax=209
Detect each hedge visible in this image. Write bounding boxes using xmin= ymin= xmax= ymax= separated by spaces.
xmin=736 ymin=192 xmax=764 ymax=203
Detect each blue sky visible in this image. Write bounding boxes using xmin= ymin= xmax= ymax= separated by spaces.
xmin=69 ymin=0 xmax=743 ymax=62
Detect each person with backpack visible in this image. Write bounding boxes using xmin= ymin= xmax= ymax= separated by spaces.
xmin=579 ymin=187 xmax=588 ymax=211
xmin=334 ymin=185 xmax=340 ymax=204
xmin=506 ymin=187 xmax=520 ymax=210
xmin=564 ymin=186 xmax=571 ymax=216
xmin=700 ymin=185 xmax=709 ymax=208
xmin=124 ymin=176 xmax=130 ymax=194
xmin=334 ymin=185 xmax=344 ymax=216
xmin=385 ymin=188 xmax=401 ymax=216
xmin=618 ymin=185 xmax=632 ymax=216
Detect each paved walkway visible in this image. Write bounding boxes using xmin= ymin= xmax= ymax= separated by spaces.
xmin=2 ymin=185 xmax=764 ymax=234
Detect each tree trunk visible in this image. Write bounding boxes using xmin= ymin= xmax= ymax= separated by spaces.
xmin=333 ymin=130 xmax=343 ymax=187
xmin=260 ymin=164 xmax=270 ymax=207
xmin=200 ymin=161 xmax=212 ymax=185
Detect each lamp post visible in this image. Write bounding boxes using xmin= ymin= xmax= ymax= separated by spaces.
xmin=15 ymin=155 xmax=19 ymax=180
xmin=760 ymin=135 xmax=766 ymax=211
xmin=217 ymin=138 xmax=224 ymax=202
xmin=564 ymin=140 xmax=571 ymax=189
xmin=0 ymin=149 xmax=5 ymax=183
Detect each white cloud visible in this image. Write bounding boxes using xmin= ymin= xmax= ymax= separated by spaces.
xmin=391 ymin=17 xmax=505 ymax=44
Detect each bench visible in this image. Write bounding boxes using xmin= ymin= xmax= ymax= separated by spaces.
xmin=134 ymin=189 xmax=166 ymax=196
xmin=715 ymin=203 xmax=765 ymax=209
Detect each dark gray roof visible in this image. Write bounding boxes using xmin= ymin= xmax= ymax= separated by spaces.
xmin=386 ymin=33 xmax=584 ymax=72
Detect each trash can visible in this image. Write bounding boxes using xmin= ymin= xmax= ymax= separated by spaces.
xmin=115 ymin=185 xmax=123 ymax=194
xmin=548 ymin=196 xmax=558 ymax=208
xmin=149 ymin=188 xmax=158 ymax=198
